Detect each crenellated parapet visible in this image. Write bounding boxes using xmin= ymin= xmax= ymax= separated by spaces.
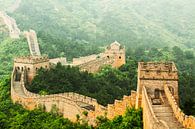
xmin=136 ymin=62 xmax=179 ymax=108
xmin=78 ymin=56 xmax=115 ymax=73
xmin=72 ymin=54 xmax=98 ymax=66
xmin=142 ymin=86 xmax=169 ymax=129
xmin=104 ymin=41 xmax=125 ymax=68
xmin=66 ymin=41 xmax=126 ymax=73
xmin=106 ymin=91 xmax=136 ymax=119
xmin=14 ymin=56 xmax=49 ymax=83
xmin=11 ymin=69 xmax=100 ymax=121
xmin=87 ymin=90 xmax=137 ymax=125
xmin=139 ymin=62 xmax=178 ymax=80
xmin=11 ymin=51 xmax=195 ymax=128
xmin=14 ymin=56 xmax=49 ymax=64
xmin=164 ymin=84 xmax=195 ymax=129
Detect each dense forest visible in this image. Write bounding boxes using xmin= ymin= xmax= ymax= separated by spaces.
xmin=1 ymin=0 xmax=195 ymax=59
xmin=28 ymin=46 xmax=195 ymax=115
xmin=0 ymin=76 xmax=143 ymax=129
xmin=27 ymin=63 xmax=135 ymax=106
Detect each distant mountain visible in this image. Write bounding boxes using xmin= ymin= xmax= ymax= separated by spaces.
xmin=0 ymin=0 xmax=194 ymax=54
xmin=0 ymin=16 xmax=9 ymax=41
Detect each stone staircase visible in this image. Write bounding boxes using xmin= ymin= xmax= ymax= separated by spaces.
xmin=152 ymin=93 xmax=185 ymax=129
xmin=29 ymin=35 xmax=40 ymax=56
xmin=13 ymin=82 xmax=26 ymax=97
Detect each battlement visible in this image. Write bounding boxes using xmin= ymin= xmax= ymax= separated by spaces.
xmin=138 ymin=62 xmax=178 ymax=80
xmin=139 ymin=62 xmax=177 ymax=72
xmin=72 ymin=54 xmax=98 ymax=65
xmin=105 ymin=41 xmax=125 ymax=51
xmin=14 ymin=56 xmax=49 ymax=64
xmin=164 ymin=85 xmax=195 ymax=128
xmin=0 ymin=11 xmax=20 ymax=39
xmin=104 ymin=41 xmax=125 ymax=55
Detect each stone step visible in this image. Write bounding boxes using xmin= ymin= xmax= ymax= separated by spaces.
xmin=155 ymin=112 xmax=173 ymax=117
xmin=152 ymin=96 xmax=185 ymax=129
xmin=152 ymin=106 xmax=172 ymax=112
xmin=158 ymin=118 xmax=184 ymax=128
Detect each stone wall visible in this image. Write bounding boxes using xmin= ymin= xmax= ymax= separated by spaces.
xmin=136 ymin=62 xmax=179 ymax=108
xmin=11 ymin=70 xmax=100 ymax=121
xmin=164 ymin=85 xmax=195 ymax=129
xmin=14 ymin=56 xmax=49 ymax=83
xmin=44 ymin=42 xmax=126 ymax=73
xmin=24 ymin=30 xmax=41 ymax=56
xmin=73 ymin=54 xmax=98 ymax=65
xmin=142 ymin=86 xmax=169 ymax=129
xmin=62 ymin=41 xmax=126 ymax=73
xmin=49 ymin=58 xmax=67 ymax=65
xmin=0 ymin=11 xmax=20 ymax=38
xmin=104 ymin=41 xmax=125 ymax=68
xmin=107 ymin=91 xmax=136 ymax=119
xmin=11 ymin=57 xmax=195 ymax=128
xmin=78 ymin=56 xmax=115 ymax=73
xmin=88 ymin=91 xmax=136 ymax=122
xmin=11 ymin=68 xmax=137 ymax=124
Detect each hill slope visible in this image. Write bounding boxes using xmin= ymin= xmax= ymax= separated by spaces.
xmin=2 ymin=0 xmax=193 ymax=50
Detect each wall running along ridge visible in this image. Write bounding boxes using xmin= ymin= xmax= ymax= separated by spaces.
xmin=164 ymin=85 xmax=195 ymax=128
xmin=24 ymin=30 xmax=41 ymax=56
xmin=11 ymin=47 xmax=195 ymax=128
xmin=0 ymin=11 xmax=20 ymax=38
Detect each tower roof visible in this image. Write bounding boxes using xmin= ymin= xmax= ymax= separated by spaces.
xmin=110 ymin=41 xmax=120 ymax=47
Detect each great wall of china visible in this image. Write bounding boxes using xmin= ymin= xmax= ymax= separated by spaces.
xmin=11 ymin=41 xmax=195 ymax=128
xmin=24 ymin=30 xmax=41 ymax=56
xmin=0 ymin=11 xmax=20 ymax=39
xmin=1 ymin=1 xmax=194 ymax=128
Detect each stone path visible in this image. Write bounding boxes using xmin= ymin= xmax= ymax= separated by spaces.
xmin=152 ymin=92 xmax=185 ymax=129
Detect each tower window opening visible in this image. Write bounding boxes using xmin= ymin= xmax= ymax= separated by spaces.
xmin=107 ymin=56 xmax=110 ymax=58
xmin=119 ymin=56 xmax=121 ymax=59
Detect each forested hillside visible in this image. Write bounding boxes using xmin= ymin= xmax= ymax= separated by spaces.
xmin=0 ymin=76 xmax=143 ymax=129
xmin=0 ymin=17 xmax=9 ymax=40
xmin=0 ymin=0 xmax=194 ymax=73
xmin=0 ymin=37 xmax=29 ymax=76
xmin=1 ymin=0 xmax=194 ymax=58
xmin=0 ymin=0 xmax=194 ymax=128
xmin=28 ymin=46 xmax=195 ymax=115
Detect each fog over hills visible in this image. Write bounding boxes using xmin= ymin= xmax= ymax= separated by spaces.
xmin=1 ymin=0 xmax=195 ymax=50
xmin=0 ymin=1 xmax=194 ymax=128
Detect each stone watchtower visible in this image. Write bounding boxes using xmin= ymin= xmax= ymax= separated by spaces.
xmin=136 ymin=62 xmax=179 ymax=108
xmin=104 ymin=41 xmax=125 ymax=68
xmin=14 ymin=56 xmax=49 ymax=83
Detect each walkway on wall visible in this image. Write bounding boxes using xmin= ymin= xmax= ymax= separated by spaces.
xmin=0 ymin=11 xmax=20 ymax=38
xmin=151 ymin=91 xmax=185 ymax=129
xmin=142 ymin=86 xmax=186 ymax=129
xmin=12 ymin=71 xmax=97 ymax=113
xmin=78 ymin=56 xmax=115 ymax=73
xmin=25 ymin=30 xmax=41 ymax=56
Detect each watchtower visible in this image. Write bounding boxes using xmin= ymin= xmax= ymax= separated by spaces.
xmin=14 ymin=56 xmax=49 ymax=83
xmin=104 ymin=41 xmax=125 ymax=68
xmin=136 ymin=62 xmax=179 ymax=108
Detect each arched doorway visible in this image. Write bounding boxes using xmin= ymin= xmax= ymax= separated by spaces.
xmin=154 ymin=88 xmax=160 ymax=99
